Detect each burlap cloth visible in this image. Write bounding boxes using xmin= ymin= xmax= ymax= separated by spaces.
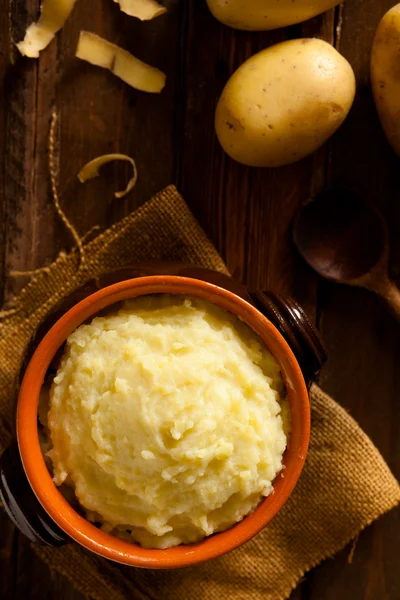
xmin=0 ymin=185 xmax=399 ymax=600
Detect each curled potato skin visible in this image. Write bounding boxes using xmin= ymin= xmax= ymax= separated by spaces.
xmin=75 ymin=31 xmax=166 ymax=93
xmin=215 ymin=39 xmax=356 ymax=168
xmin=78 ymin=153 xmax=138 ymax=199
xmin=113 ymin=0 xmax=167 ymax=20
xmin=17 ymin=0 xmax=78 ymax=57
xmin=371 ymin=4 xmax=400 ymax=157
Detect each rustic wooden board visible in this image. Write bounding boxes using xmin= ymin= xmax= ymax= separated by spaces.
xmin=310 ymin=0 xmax=400 ymax=597
xmin=0 ymin=0 xmax=398 ymax=598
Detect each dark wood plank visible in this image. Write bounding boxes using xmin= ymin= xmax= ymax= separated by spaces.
xmin=0 ymin=1 xmax=34 ymax=597
xmin=3 ymin=0 xmax=82 ymax=593
xmin=178 ymin=2 xmax=335 ymax=318
xmin=0 ymin=0 xmax=10 ymax=308
xmin=14 ymin=535 xmax=84 ymax=600
xmin=0 ymin=512 xmax=17 ymax=600
xmin=306 ymin=0 xmax=400 ymax=598
xmin=3 ymin=0 xmax=39 ymax=303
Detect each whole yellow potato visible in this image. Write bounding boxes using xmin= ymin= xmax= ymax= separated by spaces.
xmin=206 ymin=0 xmax=341 ymax=31
xmin=215 ymin=39 xmax=356 ymax=167
xmin=371 ymin=4 xmax=400 ymax=157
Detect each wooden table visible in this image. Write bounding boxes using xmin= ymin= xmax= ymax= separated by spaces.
xmin=1 ymin=0 xmax=399 ymax=598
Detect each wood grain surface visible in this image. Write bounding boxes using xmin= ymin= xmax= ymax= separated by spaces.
xmin=0 ymin=0 xmax=399 ymax=598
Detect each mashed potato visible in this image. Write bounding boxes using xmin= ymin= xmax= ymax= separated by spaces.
xmin=48 ymin=295 xmax=287 ymax=549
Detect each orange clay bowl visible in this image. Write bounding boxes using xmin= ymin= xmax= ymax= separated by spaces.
xmin=17 ymin=276 xmax=310 ymax=569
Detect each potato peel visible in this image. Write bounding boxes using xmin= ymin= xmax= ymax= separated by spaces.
xmin=114 ymin=0 xmax=167 ymax=20
xmin=76 ymin=31 xmax=166 ymax=93
xmin=17 ymin=0 xmax=78 ymax=58
xmin=78 ymin=154 xmax=138 ymax=199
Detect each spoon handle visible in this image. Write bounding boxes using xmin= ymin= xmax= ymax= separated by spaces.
xmin=372 ymin=278 xmax=400 ymax=323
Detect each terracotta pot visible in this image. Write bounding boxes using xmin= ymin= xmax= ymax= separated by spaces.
xmin=0 ymin=263 xmax=327 ymax=568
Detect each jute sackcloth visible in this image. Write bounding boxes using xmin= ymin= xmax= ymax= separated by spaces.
xmin=0 ymin=185 xmax=399 ymax=600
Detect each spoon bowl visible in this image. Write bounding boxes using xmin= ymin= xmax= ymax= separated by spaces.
xmin=293 ymin=188 xmax=400 ymax=322
xmin=293 ymin=188 xmax=387 ymax=282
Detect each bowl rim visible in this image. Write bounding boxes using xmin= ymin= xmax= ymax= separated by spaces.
xmin=17 ymin=275 xmax=310 ymax=568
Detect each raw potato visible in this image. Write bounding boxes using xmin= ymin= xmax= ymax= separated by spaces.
xmin=206 ymin=0 xmax=341 ymax=31
xmin=17 ymin=0 xmax=78 ymax=58
xmin=114 ymin=0 xmax=167 ymax=20
xmin=371 ymin=4 xmax=400 ymax=156
xmin=76 ymin=32 xmax=166 ymax=93
xmin=215 ymin=39 xmax=356 ymax=167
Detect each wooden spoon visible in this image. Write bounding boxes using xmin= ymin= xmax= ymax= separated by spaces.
xmin=293 ymin=188 xmax=400 ymax=322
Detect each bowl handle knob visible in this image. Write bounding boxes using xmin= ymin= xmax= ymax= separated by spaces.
xmin=249 ymin=291 xmax=327 ymax=386
xmin=0 ymin=442 xmax=68 ymax=546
